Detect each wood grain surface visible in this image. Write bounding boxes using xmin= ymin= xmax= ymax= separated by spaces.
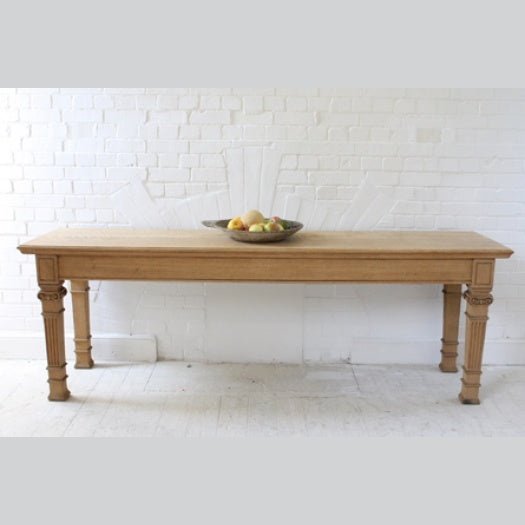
xmin=18 ymin=228 xmax=513 ymax=259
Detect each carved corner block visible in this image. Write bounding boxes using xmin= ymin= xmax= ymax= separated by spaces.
xmin=36 ymin=255 xmax=60 ymax=286
xmin=471 ymin=259 xmax=495 ymax=289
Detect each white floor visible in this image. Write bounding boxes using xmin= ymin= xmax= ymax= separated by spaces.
xmin=1 ymin=359 xmax=524 ymax=437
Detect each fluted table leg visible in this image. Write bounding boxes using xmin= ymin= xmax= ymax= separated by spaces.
xmin=459 ymin=285 xmax=493 ymax=404
xmin=38 ymin=283 xmax=70 ymax=401
xmin=439 ymin=284 xmax=462 ymax=372
xmin=71 ymin=280 xmax=94 ymax=369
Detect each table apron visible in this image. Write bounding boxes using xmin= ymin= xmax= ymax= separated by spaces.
xmin=57 ymin=255 xmax=473 ymax=283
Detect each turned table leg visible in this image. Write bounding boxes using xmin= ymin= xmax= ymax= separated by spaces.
xmin=459 ymin=285 xmax=493 ymax=404
xmin=439 ymin=284 xmax=462 ymax=372
xmin=71 ymin=280 xmax=94 ymax=369
xmin=38 ymin=282 xmax=70 ymax=401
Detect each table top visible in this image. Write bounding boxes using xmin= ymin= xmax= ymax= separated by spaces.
xmin=18 ymin=228 xmax=513 ymax=260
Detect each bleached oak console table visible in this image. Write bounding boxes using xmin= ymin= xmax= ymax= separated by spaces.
xmin=18 ymin=229 xmax=513 ymax=404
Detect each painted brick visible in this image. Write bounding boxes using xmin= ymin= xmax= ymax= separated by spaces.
xmin=243 ymin=96 xmax=264 ymax=114
xmin=19 ymin=109 xmax=60 ymax=122
xmin=93 ymin=95 xmax=114 ymax=109
xmin=308 ymin=171 xmax=350 ymax=185
xmin=65 ymin=167 xmax=105 ymax=180
xmin=96 ymin=209 xmax=114 ymax=222
xmin=107 ymin=168 xmax=147 ymax=180
xmin=1 ymin=87 xmax=524 ymax=366
xmin=95 ymin=154 xmax=116 ymax=167
xmin=76 ymin=153 xmax=96 ymax=166
xmin=243 ymin=126 xmax=266 ymax=140
xmin=157 ymin=153 xmax=181 ymax=168
xmin=201 ymin=96 xmax=221 ymax=110
xmin=318 ymin=156 xmax=338 ymax=169
xmin=165 ymin=183 xmax=186 ymax=197
xmin=73 ymin=181 xmax=92 ymax=194
xmin=298 ymin=155 xmax=319 ymax=169
xmin=32 ymin=181 xmax=53 ymax=194
xmin=157 ymin=126 xmax=179 ymax=139
xmin=328 ymin=127 xmax=348 ymax=141
xmin=275 ymin=112 xmax=314 ymax=125
xmin=179 ymin=125 xmax=201 ymax=139
xmin=23 ymin=167 xmax=63 ymax=180
xmin=279 ymin=170 xmax=308 ymax=184
xmin=232 ymin=111 xmax=273 ymax=125
xmin=0 ymin=149 xmax=13 ymax=164
xmin=117 ymin=123 xmax=139 ymax=138
xmin=64 ymin=138 xmax=105 ymax=152
xmin=265 ymin=126 xmax=287 ymax=140
xmin=221 ymin=126 xmax=242 ymax=139
xmin=189 ymin=111 xmax=230 ymax=124
xmin=316 ymin=186 xmax=338 ymax=199
xmin=72 ymin=95 xmax=93 ymax=109
xmin=0 ymin=206 xmax=13 ymax=220
xmin=105 ymin=110 xmax=147 ymax=124
xmin=116 ymin=153 xmax=136 ymax=167
xmin=148 ymin=140 xmax=189 ymax=153
xmin=280 ymin=155 xmax=298 ymax=169
xmin=178 ymin=154 xmax=199 ymax=168
xmin=191 ymin=168 xmax=226 ymax=182
xmin=75 ymin=208 xmax=96 ymax=222
xmin=298 ymin=126 xmax=314 ymax=139
xmin=106 ymin=139 xmax=145 ymax=153
xmin=65 ymin=196 xmax=85 ymax=208
xmin=222 ymin=96 xmax=242 ymax=110
xmin=149 ymin=168 xmax=190 ymax=182
xmin=62 ymin=109 xmax=102 ymax=122
xmin=201 ymin=126 xmax=222 ymax=139
xmin=201 ymin=154 xmax=225 ymax=168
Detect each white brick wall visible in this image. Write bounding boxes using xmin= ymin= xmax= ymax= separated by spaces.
xmin=1 ymin=88 xmax=524 ymax=364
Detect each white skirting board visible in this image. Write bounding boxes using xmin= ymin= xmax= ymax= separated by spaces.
xmin=346 ymin=339 xmax=525 ymax=366
xmin=0 ymin=333 xmax=524 ymax=365
xmin=0 ymin=332 xmax=157 ymax=362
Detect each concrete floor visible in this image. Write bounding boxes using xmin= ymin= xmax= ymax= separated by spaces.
xmin=1 ymin=359 xmax=524 ymax=437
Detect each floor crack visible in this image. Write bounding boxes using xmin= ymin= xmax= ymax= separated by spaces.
xmin=350 ymin=363 xmax=362 ymax=393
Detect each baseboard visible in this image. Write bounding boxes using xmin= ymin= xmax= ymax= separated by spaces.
xmin=0 ymin=333 xmax=523 ymax=365
xmin=349 ymin=339 xmax=441 ymax=365
xmin=349 ymin=338 xmax=525 ymax=366
xmin=480 ymin=341 xmax=525 ymax=365
xmin=0 ymin=332 xmax=157 ymax=363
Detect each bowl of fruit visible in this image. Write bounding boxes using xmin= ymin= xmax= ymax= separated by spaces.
xmin=202 ymin=209 xmax=303 ymax=243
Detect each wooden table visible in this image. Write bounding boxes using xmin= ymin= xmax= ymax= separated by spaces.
xmin=18 ymin=228 xmax=513 ymax=404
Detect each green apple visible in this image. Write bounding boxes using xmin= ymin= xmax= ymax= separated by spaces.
xmin=263 ymin=221 xmax=284 ymax=232
xmin=249 ymin=223 xmax=265 ymax=233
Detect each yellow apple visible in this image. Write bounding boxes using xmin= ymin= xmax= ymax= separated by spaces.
xmin=227 ymin=217 xmax=244 ymax=230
